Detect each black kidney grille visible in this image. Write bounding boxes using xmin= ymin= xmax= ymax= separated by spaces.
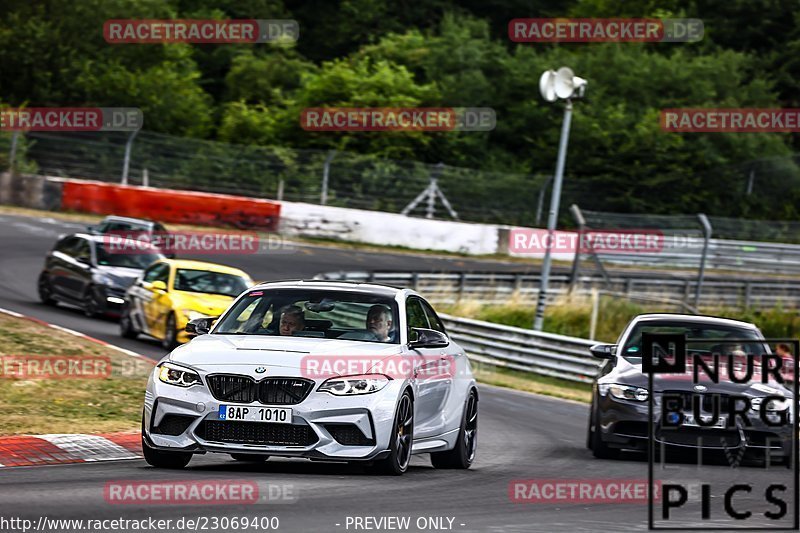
xmin=258 ymin=378 xmax=314 ymax=405
xmin=207 ymin=375 xmax=314 ymax=405
xmin=207 ymin=375 xmax=258 ymax=402
xmin=197 ymin=420 xmax=318 ymax=446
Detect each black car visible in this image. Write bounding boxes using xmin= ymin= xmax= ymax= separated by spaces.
xmin=37 ymin=233 xmax=164 ymax=317
xmin=87 ymin=215 xmax=175 ymax=258
xmin=587 ymin=313 xmax=794 ymax=464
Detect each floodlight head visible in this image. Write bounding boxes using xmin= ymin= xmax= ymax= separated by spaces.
xmin=539 ymin=70 xmax=557 ymax=102
xmin=572 ymin=76 xmax=588 ymax=98
xmin=554 ymin=67 xmax=576 ymax=99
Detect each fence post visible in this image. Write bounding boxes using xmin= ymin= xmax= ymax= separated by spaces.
xmin=321 ymin=150 xmax=336 ymax=205
xmin=694 ymin=214 xmax=713 ymax=309
xmin=568 ymin=204 xmax=585 ymax=292
xmin=589 ymin=288 xmax=599 ymax=341
xmin=277 ymin=179 xmax=284 ymax=201
xmin=8 ymin=131 xmax=19 ymax=172
xmin=458 ymin=272 xmax=466 ymax=302
xmin=121 ymin=129 xmax=138 ymax=185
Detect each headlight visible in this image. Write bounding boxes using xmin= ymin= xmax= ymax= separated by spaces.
xmin=599 ymin=383 xmax=649 ymax=401
xmin=751 ymin=397 xmax=791 ymax=411
xmin=93 ymin=273 xmax=123 ymax=289
xmin=158 ymin=362 xmax=201 ymax=387
xmin=182 ymin=309 xmax=211 ymax=321
xmin=318 ymin=374 xmax=390 ymax=396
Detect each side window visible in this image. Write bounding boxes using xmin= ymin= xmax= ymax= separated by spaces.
xmin=55 ymin=237 xmax=77 ymax=255
xmin=406 ymin=297 xmax=430 ymax=337
xmin=73 ymin=238 xmax=91 ymax=261
xmin=143 ymin=263 xmax=169 ymax=283
xmin=420 ymin=300 xmax=446 ymax=334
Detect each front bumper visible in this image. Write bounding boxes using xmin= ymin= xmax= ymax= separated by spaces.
xmin=94 ymin=285 xmax=127 ymax=316
xmin=596 ymin=393 xmax=793 ymax=457
xmin=143 ymin=373 xmax=403 ymax=461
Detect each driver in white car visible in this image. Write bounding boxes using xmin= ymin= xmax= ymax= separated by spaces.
xmin=366 ymin=304 xmax=393 ymax=342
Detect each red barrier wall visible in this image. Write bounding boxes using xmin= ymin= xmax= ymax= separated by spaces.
xmin=60 ymin=180 xmax=280 ymax=230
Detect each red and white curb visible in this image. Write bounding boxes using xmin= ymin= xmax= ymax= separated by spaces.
xmin=0 ymin=306 xmax=152 ymax=467
xmin=0 ymin=432 xmax=142 ymax=467
xmin=0 ymin=307 xmax=153 ymax=362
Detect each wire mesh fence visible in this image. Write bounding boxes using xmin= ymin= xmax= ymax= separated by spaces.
xmin=16 ymin=131 xmax=549 ymax=226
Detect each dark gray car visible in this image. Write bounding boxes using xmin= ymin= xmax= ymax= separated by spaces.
xmin=587 ymin=313 xmax=794 ymax=464
xmin=37 ymin=233 xmax=164 ymax=317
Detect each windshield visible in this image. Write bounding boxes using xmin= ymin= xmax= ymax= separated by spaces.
xmin=174 ymin=269 xmax=250 ymax=297
xmin=94 ymin=243 xmax=161 ymax=269
xmin=621 ymin=321 xmax=765 ymax=363
xmin=213 ymin=288 xmax=400 ymax=344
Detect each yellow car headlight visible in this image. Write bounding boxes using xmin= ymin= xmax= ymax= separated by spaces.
xmin=182 ymin=309 xmax=212 ymax=322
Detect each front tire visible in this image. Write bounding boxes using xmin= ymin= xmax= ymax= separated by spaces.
xmin=38 ymin=274 xmax=57 ymax=306
xmin=589 ymin=404 xmax=619 ymax=459
xmin=83 ymin=287 xmax=101 ymax=318
xmin=373 ymin=390 xmax=414 ymax=475
xmin=120 ymin=307 xmax=138 ymax=339
xmin=431 ymin=389 xmax=478 ymax=469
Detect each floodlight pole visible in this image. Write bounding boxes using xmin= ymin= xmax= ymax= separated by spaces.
xmin=533 ymin=99 xmax=573 ymax=331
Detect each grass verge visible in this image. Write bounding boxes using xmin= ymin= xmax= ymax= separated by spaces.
xmin=0 ymin=313 xmax=153 ymax=435
xmin=473 ymin=363 xmax=592 ymax=403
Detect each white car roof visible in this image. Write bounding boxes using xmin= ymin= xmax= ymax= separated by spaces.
xmin=249 ymin=279 xmax=411 ymax=298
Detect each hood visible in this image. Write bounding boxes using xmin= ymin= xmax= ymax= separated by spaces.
xmin=614 ymin=360 xmax=792 ymax=397
xmin=95 ymin=265 xmax=141 ymax=288
xmin=172 ymin=292 xmax=235 ymax=316
xmin=168 ymin=334 xmax=402 ymax=378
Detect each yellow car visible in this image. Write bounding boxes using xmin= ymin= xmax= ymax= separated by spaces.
xmin=120 ymin=259 xmax=253 ymax=349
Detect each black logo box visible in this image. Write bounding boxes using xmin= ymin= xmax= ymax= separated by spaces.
xmin=643 ymin=334 xmax=799 ymax=531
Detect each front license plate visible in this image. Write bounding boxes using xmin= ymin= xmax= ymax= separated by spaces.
xmin=218 ymin=404 xmax=292 ymax=424
xmin=682 ymin=414 xmax=726 ymax=428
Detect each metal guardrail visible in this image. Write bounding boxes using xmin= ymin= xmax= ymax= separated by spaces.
xmin=313 ymin=270 xmax=800 ymax=310
xmin=440 ymin=314 xmax=599 ymax=383
xmin=595 ymin=238 xmax=800 ymax=275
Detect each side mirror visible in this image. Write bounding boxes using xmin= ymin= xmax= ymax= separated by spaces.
xmin=151 ymin=280 xmax=167 ymax=293
xmin=186 ymin=316 xmax=218 ymax=337
xmin=409 ymin=328 xmax=449 ymax=349
xmin=590 ymin=344 xmax=616 ymax=359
